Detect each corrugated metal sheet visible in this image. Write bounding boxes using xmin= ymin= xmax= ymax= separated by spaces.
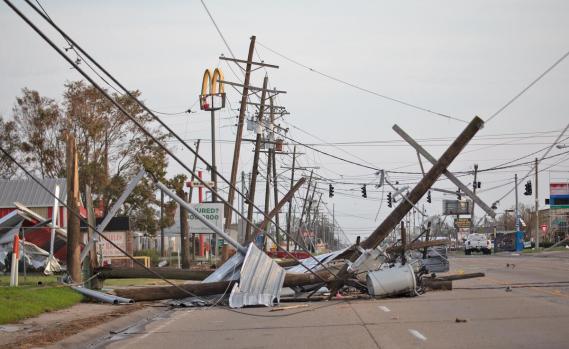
xmin=287 ymin=247 xmax=349 ymax=273
xmin=203 ymin=253 xmax=243 ymax=282
xmin=0 ymin=178 xmax=66 ymax=208
xmin=229 ymin=243 xmax=286 ymax=308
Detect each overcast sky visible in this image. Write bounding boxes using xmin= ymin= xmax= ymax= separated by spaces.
xmin=1 ymin=0 xmax=568 ymax=242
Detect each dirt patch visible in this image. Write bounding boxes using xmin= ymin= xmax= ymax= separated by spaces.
xmin=0 ymin=302 xmax=146 ymax=349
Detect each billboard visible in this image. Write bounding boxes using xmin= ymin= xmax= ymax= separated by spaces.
xmin=443 ymin=200 xmax=471 ymax=215
xmin=454 ymin=217 xmax=471 ymax=229
xmin=188 ymin=203 xmax=224 ymax=234
xmin=550 ymin=182 xmax=569 ymax=196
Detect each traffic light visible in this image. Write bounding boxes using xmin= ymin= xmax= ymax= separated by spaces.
xmin=329 ymin=184 xmax=334 ymax=198
xmin=473 ymin=181 xmax=481 ymax=189
xmin=524 ymin=181 xmax=532 ymax=196
xmin=456 ymin=190 xmax=461 ymax=200
xmin=387 ymin=192 xmax=392 ymax=207
xmin=427 ymin=190 xmax=431 ymax=203
xmin=361 ymin=185 xmax=367 ymax=198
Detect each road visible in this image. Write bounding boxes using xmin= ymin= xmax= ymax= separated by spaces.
xmin=57 ymin=251 xmax=569 ymax=349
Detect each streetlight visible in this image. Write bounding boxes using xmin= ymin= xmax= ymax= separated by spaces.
xmin=556 ymin=144 xmax=568 ymax=149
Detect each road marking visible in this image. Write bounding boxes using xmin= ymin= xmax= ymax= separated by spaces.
xmin=378 ymin=306 xmax=390 ymax=312
xmin=408 ymin=329 xmax=427 ymax=341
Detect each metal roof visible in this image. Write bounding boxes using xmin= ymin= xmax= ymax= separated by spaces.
xmin=0 ymin=178 xmax=66 ymax=208
xmin=229 ymin=243 xmax=286 ymax=308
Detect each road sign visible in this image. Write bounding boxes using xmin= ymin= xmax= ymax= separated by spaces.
xmin=186 ymin=180 xmax=215 ymax=188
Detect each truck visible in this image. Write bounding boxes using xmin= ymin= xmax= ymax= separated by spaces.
xmin=464 ymin=233 xmax=492 ymax=255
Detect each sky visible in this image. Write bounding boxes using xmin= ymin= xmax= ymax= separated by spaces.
xmin=1 ymin=0 xmax=569 ymax=243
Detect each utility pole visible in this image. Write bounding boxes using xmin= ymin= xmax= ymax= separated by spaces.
xmin=188 ymin=140 xmax=200 ymax=260
xmin=535 ymin=158 xmax=540 ymax=249
xmin=244 ymin=75 xmax=269 ymax=243
xmin=225 ymin=36 xmax=256 ymax=229
xmin=515 ymin=173 xmax=520 ymax=231
xmin=66 ymin=132 xmax=81 ymax=283
xmin=240 ymin=171 xmax=246 ymax=243
xmin=160 ymin=190 xmax=165 ymax=257
xmin=263 ymin=145 xmax=272 ymax=250
xmin=286 ymin=145 xmax=297 ymax=251
xmin=470 ymin=164 xmax=478 ymax=234
xmin=210 ymin=101 xmax=218 ymax=203
xmin=270 ymin=99 xmax=281 ymax=245
xmin=296 ymin=170 xmax=313 ymax=250
xmin=332 ymin=204 xmax=335 ymax=250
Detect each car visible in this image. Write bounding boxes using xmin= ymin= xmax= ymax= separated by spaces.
xmin=465 ymin=233 xmax=492 ymax=255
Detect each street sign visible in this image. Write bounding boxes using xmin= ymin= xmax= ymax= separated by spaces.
xmin=454 ymin=217 xmax=471 ymax=229
xmin=186 ymin=180 xmax=215 ymax=188
xmin=188 ymin=203 xmax=224 ymax=234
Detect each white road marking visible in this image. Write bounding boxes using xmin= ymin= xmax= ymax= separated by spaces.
xmin=378 ymin=305 xmax=391 ymax=312
xmin=408 ymin=329 xmax=427 ymax=341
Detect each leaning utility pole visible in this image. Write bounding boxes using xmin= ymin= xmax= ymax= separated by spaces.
xmin=225 ymin=36 xmax=256 ymax=228
xmin=263 ymin=144 xmax=272 ymax=249
xmin=244 ymin=75 xmax=269 ymax=243
xmin=66 ymin=132 xmax=81 ymax=283
xmin=286 ymin=145 xmax=297 ymax=251
xmin=270 ymin=99 xmax=281 ymax=244
xmin=223 ymin=37 xmax=281 ymax=229
xmin=470 ymin=164 xmax=478 ymax=234
xmin=535 ymin=158 xmax=540 ymax=248
xmin=360 ymin=117 xmax=484 ymax=250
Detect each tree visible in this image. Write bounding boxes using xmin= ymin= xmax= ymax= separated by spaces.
xmin=11 ymin=89 xmax=64 ymax=178
xmin=10 ymin=82 xmax=173 ymax=235
xmin=0 ymin=115 xmax=20 ymax=179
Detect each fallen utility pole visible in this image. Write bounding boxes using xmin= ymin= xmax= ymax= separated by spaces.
xmin=244 ymin=75 xmax=269 ymax=243
xmin=393 ymin=124 xmax=495 ymax=218
xmin=113 ymin=270 xmax=336 ymax=302
xmin=256 ymin=177 xmax=306 ymax=235
xmin=361 ymin=117 xmax=484 ymax=250
xmin=97 ymin=267 xmax=212 ymax=281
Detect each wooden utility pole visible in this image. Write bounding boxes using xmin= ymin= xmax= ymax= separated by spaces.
xmin=400 ymin=222 xmax=406 ymax=265
xmin=470 ymin=164 xmax=478 ymax=234
xmin=263 ymin=147 xmax=272 ymax=250
xmin=225 ymin=36 xmax=257 ymax=229
xmin=66 ymin=133 xmax=81 ymax=283
xmin=286 ymin=145 xmax=297 ymax=251
xmin=296 ymin=170 xmax=313 ymax=250
xmin=244 ymin=75 xmax=269 ymax=243
xmin=188 ymin=140 xmax=200 ymax=260
xmin=270 ymin=99 xmax=281 ymax=244
xmin=85 ymin=185 xmax=101 ymax=289
xmin=360 ymin=117 xmax=484 ymax=250
xmin=179 ymin=191 xmax=191 ymax=269
xmin=160 ymin=190 xmax=165 ymax=257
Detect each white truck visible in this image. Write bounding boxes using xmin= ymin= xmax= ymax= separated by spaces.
xmin=464 ymin=233 xmax=492 ymax=255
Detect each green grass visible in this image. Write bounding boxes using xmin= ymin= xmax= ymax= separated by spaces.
xmin=0 ymin=274 xmax=83 ymax=324
xmin=521 ymin=246 xmax=569 ymax=254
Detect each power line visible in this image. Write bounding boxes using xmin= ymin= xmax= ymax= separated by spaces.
xmin=486 ymin=48 xmax=569 ymax=123
xmin=256 ymin=41 xmax=468 ymax=124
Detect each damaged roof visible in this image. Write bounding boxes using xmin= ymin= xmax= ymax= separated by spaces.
xmin=0 ymin=178 xmax=66 ymax=208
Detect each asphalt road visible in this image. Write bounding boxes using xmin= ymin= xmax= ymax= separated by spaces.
xmin=63 ymin=251 xmax=569 ymax=349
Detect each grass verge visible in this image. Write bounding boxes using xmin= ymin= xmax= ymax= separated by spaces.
xmin=0 ymin=274 xmax=83 ymax=325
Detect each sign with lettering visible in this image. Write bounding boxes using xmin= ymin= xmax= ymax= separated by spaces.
xmin=101 ymin=231 xmax=126 ymax=257
xmin=188 ymin=203 xmax=224 ymax=234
